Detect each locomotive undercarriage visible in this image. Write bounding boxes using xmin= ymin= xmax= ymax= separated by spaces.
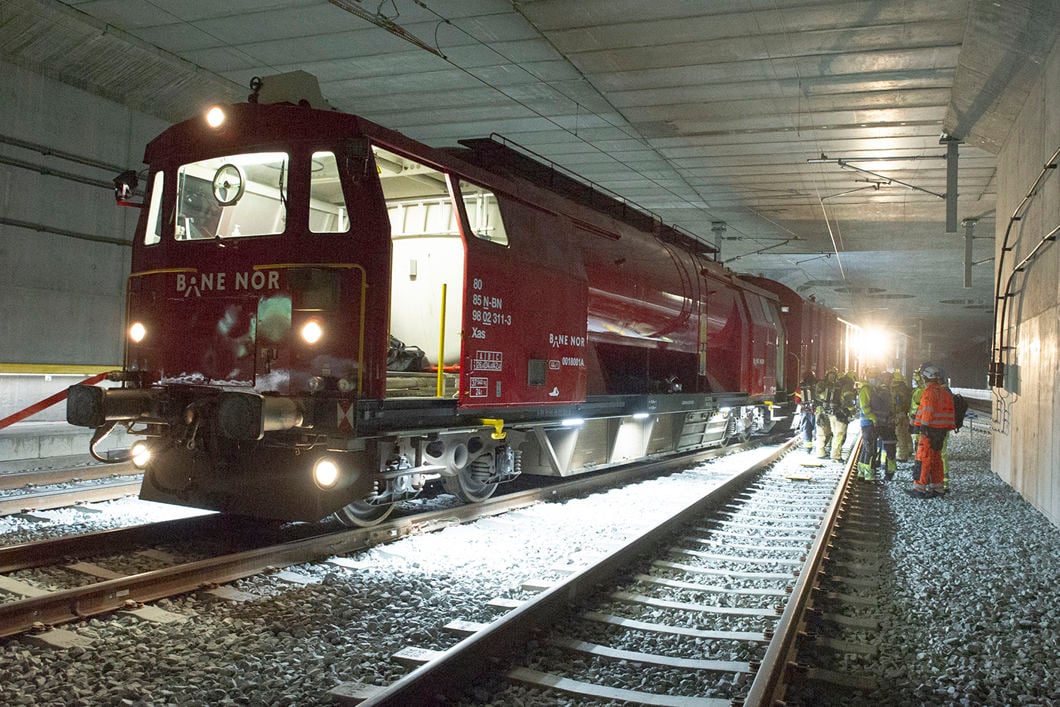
xmin=329 ymin=429 xmax=524 ymax=526
xmin=135 ymin=429 xmax=524 ymax=526
xmin=69 ymin=382 xmax=781 ymax=525
xmin=67 ymin=382 xmax=526 ymax=524
xmin=113 ymin=417 xmax=526 ymax=525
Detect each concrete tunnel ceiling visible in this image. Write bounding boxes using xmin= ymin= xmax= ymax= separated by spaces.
xmin=2 ymin=0 xmax=1057 ymax=382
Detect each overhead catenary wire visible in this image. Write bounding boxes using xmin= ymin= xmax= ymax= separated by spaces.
xmin=815 ymin=193 xmax=847 ymax=281
xmin=746 ymin=0 xmax=857 ymax=309
xmin=334 ymin=0 xmax=741 ymax=244
xmin=809 ymin=156 xmax=946 ymax=200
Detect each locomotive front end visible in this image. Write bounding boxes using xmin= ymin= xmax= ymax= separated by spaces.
xmin=67 ymin=95 xmax=394 ymax=521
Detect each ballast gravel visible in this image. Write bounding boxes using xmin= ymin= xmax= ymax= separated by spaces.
xmin=0 ymin=432 xmax=1057 ymax=706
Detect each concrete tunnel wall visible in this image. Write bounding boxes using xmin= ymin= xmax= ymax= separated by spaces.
xmin=991 ymin=34 xmax=1060 ymax=527
xmin=0 ymin=59 xmax=166 ymax=421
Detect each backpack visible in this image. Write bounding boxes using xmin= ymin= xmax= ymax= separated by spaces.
xmin=951 ymin=392 xmax=969 ymax=431
xmin=386 ymin=335 xmax=427 ymax=372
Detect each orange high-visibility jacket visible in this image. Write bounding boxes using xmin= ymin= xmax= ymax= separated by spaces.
xmin=913 ymin=382 xmax=956 ymax=430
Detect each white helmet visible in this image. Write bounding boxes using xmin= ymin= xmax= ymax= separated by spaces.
xmin=920 ymin=364 xmax=943 ymax=381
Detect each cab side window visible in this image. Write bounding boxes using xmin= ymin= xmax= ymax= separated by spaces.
xmin=459 ymin=180 xmax=509 ymax=246
xmin=144 ymin=170 xmax=164 ymax=245
xmin=309 ymin=151 xmax=350 ymax=233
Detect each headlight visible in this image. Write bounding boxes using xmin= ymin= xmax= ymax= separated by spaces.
xmin=205 ymin=106 xmax=226 ymax=128
xmin=129 ymin=322 xmax=147 ymax=343
xmin=301 ymin=321 xmax=323 ymax=344
xmin=130 ymin=441 xmax=151 ymax=469
xmin=313 ymin=458 xmax=340 ymax=489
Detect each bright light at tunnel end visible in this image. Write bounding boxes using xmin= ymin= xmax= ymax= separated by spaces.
xmin=854 ymin=325 xmax=893 ymax=364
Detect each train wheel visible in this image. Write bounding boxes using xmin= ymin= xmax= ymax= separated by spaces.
xmin=442 ymin=457 xmax=497 ymax=503
xmin=332 ymin=499 xmax=394 ymax=527
xmin=722 ymin=414 xmax=750 ymax=446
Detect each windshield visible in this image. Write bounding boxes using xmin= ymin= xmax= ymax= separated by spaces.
xmin=176 ymin=152 xmax=288 ymax=240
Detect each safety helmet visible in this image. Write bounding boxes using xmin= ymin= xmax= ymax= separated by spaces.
xmin=920 ymin=363 xmax=943 ymax=381
xmin=892 ymin=370 xmax=905 ymax=383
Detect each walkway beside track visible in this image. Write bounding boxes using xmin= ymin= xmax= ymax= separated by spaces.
xmin=0 ymin=421 xmax=128 ymax=469
xmin=786 ymin=428 xmax=1059 ymax=706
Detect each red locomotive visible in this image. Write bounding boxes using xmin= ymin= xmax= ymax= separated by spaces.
xmin=68 ymin=73 xmax=842 ymax=525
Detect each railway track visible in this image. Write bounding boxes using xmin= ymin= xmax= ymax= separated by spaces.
xmin=0 ymin=461 xmax=136 ymax=491
xmin=0 ymin=474 xmax=142 ymax=517
xmin=330 ymin=438 xmax=860 ymax=706
xmin=0 ymin=457 xmax=142 ymax=517
xmin=0 ymin=437 xmax=783 ymax=641
xmin=782 ymin=470 xmax=888 ymax=701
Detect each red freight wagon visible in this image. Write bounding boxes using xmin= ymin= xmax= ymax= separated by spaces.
xmin=743 ymin=276 xmax=844 ymax=388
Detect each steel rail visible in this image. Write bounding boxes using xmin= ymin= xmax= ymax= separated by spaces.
xmin=0 ymin=437 xmax=786 ymax=638
xmin=741 ymin=438 xmax=861 ymax=705
xmin=356 ymin=438 xmax=797 ymax=707
xmin=0 ymin=478 xmax=143 ymax=517
xmin=0 ymin=514 xmax=269 ymax=574
xmin=0 ymin=463 xmax=135 ymax=491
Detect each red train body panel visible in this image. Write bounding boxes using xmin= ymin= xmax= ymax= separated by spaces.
xmin=66 ymin=75 xmax=841 ymax=524
xmin=742 ymin=277 xmax=844 ymax=384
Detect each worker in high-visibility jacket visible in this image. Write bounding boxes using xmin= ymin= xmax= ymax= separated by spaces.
xmin=796 ymin=371 xmax=817 ymax=452
xmin=812 ymin=368 xmax=839 ymax=458
xmin=908 ymin=366 xmax=926 ymax=482
xmin=891 ymin=369 xmax=914 ymax=462
xmin=857 ymin=369 xmax=893 ymax=480
xmin=829 ymin=371 xmax=858 ymax=462
xmin=910 ymin=363 xmax=956 ymax=498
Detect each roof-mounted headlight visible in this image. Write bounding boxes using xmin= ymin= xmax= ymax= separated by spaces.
xmin=205 ymin=106 xmax=226 ymax=129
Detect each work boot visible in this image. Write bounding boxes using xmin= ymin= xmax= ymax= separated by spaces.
xmin=905 ymin=488 xmax=930 ymax=499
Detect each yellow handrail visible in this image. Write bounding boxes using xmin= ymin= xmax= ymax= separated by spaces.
xmin=436 ymin=283 xmax=447 ymax=397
